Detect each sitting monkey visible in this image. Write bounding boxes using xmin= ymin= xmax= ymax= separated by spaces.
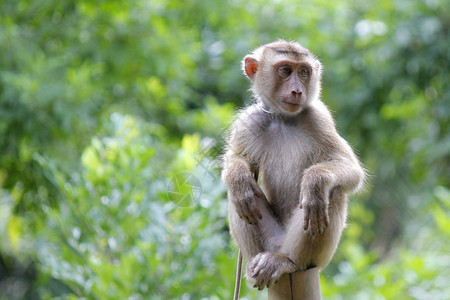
xmin=222 ymin=40 xmax=365 ymax=291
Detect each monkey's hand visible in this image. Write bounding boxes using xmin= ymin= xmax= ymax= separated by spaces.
xmin=246 ymin=252 xmax=298 ymax=290
xmin=300 ymin=194 xmax=329 ymax=235
xmin=232 ymin=179 xmax=266 ymax=225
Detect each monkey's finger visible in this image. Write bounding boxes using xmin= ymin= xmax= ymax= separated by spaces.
xmin=255 ymin=271 xmax=269 ymax=290
xmin=303 ymin=209 xmax=310 ymax=230
xmin=317 ymin=207 xmax=326 ymax=234
xmin=252 ymin=206 xmax=263 ymax=220
xmin=260 ymin=277 xmax=270 ymax=290
xmin=318 ymin=204 xmax=329 ymax=229
xmin=239 ymin=214 xmax=247 ymax=223
xmin=252 ymin=266 xmax=261 ymax=278
xmin=236 ymin=210 xmax=246 ymax=222
xmin=324 ymin=209 xmax=330 ymax=227
xmin=323 ymin=210 xmax=329 ymax=229
xmin=310 ymin=219 xmax=317 ymax=236
xmin=251 ymin=254 xmax=266 ymax=278
xmin=310 ymin=209 xmax=319 ymax=235
xmin=248 ymin=203 xmax=260 ymax=221
xmin=242 ymin=202 xmax=257 ymax=224
xmin=244 ymin=211 xmax=254 ymax=224
xmin=237 ymin=205 xmax=250 ymax=223
xmin=317 ymin=210 xmax=323 ymax=234
xmin=242 ymin=209 xmax=254 ymax=224
xmin=249 ymin=213 xmax=258 ymax=225
xmin=317 ymin=211 xmax=323 ymax=235
xmin=267 ymin=276 xmax=277 ymax=288
xmin=244 ymin=215 xmax=255 ymax=225
xmin=247 ymin=206 xmax=259 ymax=224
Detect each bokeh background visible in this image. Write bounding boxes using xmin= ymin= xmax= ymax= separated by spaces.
xmin=0 ymin=0 xmax=448 ymax=299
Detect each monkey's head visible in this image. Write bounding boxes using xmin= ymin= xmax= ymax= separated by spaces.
xmin=242 ymin=40 xmax=323 ymax=116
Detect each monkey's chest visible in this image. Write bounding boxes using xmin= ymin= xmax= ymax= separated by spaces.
xmin=255 ymin=126 xmax=317 ymax=209
xmin=257 ymin=123 xmax=316 ymax=170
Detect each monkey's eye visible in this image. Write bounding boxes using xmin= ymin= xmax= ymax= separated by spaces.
xmin=299 ymin=68 xmax=310 ymax=77
xmin=278 ymin=66 xmax=292 ymax=77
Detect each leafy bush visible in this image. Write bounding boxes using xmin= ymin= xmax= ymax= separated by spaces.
xmin=0 ymin=0 xmax=448 ymax=299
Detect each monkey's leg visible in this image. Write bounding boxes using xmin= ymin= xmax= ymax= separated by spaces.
xmin=241 ymin=197 xmax=298 ymax=290
xmin=252 ymin=195 xmax=285 ymax=251
xmin=280 ymin=189 xmax=348 ymax=270
xmin=228 ymin=200 xmax=265 ymax=260
xmin=246 ymin=207 xmax=326 ymax=290
xmin=229 ymin=196 xmax=287 ymax=288
xmin=247 ymin=190 xmax=348 ymax=290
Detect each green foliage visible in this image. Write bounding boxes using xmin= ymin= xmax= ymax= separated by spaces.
xmin=0 ymin=0 xmax=448 ymax=299
xmin=321 ymin=185 xmax=450 ymax=299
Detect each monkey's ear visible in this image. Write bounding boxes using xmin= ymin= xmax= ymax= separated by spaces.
xmin=243 ymin=56 xmax=258 ymax=80
xmin=315 ymin=60 xmax=323 ymax=72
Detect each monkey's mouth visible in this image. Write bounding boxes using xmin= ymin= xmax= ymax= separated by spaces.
xmin=282 ymin=101 xmax=301 ymax=107
xmin=282 ymin=101 xmax=300 ymax=106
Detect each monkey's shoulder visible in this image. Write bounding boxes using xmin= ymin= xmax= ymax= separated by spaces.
xmin=301 ymin=101 xmax=336 ymax=129
xmin=234 ymin=104 xmax=263 ymax=121
xmin=231 ymin=105 xmax=267 ymax=133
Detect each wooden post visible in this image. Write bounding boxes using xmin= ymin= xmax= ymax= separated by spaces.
xmin=268 ymin=268 xmax=321 ymax=300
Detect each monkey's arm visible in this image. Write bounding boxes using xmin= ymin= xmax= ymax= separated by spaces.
xmin=300 ymin=149 xmax=365 ymax=235
xmin=222 ymin=109 xmax=276 ymax=225
xmin=222 ymin=148 xmax=267 ymax=225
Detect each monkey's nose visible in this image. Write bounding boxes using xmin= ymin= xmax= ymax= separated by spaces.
xmin=291 ymin=90 xmax=303 ymax=101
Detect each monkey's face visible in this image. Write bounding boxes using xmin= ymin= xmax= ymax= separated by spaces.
xmin=270 ymin=59 xmax=313 ymax=113
xmin=243 ymin=42 xmax=322 ymax=116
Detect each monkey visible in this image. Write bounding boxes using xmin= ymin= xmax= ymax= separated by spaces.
xmin=221 ymin=40 xmax=365 ymax=291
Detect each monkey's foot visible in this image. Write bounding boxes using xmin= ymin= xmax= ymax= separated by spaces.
xmin=246 ymin=252 xmax=298 ymax=290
